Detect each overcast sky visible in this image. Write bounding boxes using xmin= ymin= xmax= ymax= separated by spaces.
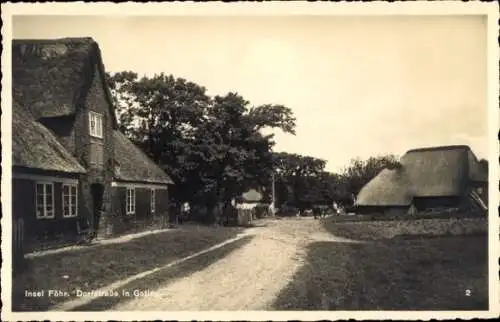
xmin=13 ymin=15 xmax=488 ymax=172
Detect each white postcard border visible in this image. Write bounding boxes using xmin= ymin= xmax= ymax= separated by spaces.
xmin=1 ymin=2 xmax=499 ymax=321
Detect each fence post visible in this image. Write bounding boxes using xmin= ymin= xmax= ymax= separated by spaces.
xmin=13 ymin=218 xmax=25 ymax=275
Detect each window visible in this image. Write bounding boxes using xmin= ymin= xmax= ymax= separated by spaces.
xmin=36 ymin=182 xmax=54 ymax=219
xmin=126 ymin=187 xmax=136 ymax=215
xmin=62 ymin=184 xmax=78 ymax=218
xmin=150 ymin=189 xmax=156 ymax=214
xmin=89 ymin=111 xmax=104 ymax=138
xmin=90 ymin=143 xmax=104 ymax=165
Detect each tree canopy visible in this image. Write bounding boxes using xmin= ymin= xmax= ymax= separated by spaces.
xmin=106 ymin=71 xmax=296 ymax=223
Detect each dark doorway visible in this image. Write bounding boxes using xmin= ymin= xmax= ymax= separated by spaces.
xmin=90 ymin=183 xmax=105 ymax=234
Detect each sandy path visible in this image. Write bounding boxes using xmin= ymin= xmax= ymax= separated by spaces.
xmin=113 ymin=217 xmax=337 ymax=311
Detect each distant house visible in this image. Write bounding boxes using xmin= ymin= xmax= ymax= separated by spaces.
xmin=232 ymin=188 xmax=271 ymax=224
xmin=355 ymin=145 xmax=488 ymax=215
xmin=12 ymin=37 xmax=173 ymax=251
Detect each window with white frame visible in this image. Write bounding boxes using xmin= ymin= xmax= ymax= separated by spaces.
xmin=126 ymin=187 xmax=136 ymax=215
xmin=150 ymin=189 xmax=156 ymax=214
xmin=89 ymin=111 xmax=104 ymax=138
xmin=62 ymin=184 xmax=78 ymax=218
xmin=36 ymin=182 xmax=54 ymax=219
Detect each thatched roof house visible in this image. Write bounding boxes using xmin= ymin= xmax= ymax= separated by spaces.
xmin=12 ymin=38 xmax=117 ymax=126
xmin=232 ymin=188 xmax=272 ymax=225
xmin=12 ymin=37 xmax=174 ymax=252
xmin=355 ymin=145 xmax=488 ymax=215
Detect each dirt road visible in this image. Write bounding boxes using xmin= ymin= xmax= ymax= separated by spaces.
xmin=112 ymin=217 xmax=357 ymax=311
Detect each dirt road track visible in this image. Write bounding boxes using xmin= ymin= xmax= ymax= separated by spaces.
xmin=113 ymin=217 xmax=354 ymax=310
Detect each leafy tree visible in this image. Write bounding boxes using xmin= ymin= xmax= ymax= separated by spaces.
xmin=316 ymin=171 xmax=350 ymax=205
xmin=106 ymin=72 xmax=296 ymax=223
xmin=195 ymin=93 xmax=295 ymax=223
xmin=271 ymin=152 xmax=327 ymax=210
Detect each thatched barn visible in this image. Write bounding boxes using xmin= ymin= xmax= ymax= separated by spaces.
xmin=355 ymin=145 xmax=488 ymax=215
xmin=12 ymin=37 xmax=173 ymax=251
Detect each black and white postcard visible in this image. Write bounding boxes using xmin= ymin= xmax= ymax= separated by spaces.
xmin=1 ymin=2 xmax=499 ymax=321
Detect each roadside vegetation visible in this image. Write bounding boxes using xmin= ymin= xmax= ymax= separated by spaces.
xmin=70 ymin=235 xmax=255 ymax=311
xmin=12 ymin=225 xmax=244 ymax=311
xmin=273 ymin=217 xmax=488 ymax=310
xmin=323 ymin=215 xmax=487 ymax=240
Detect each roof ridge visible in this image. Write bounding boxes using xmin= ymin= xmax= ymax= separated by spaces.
xmin=405 ymin=145 xmax=471 ymax=154
xmin=13 ymin=37 xmax=96 ymax=44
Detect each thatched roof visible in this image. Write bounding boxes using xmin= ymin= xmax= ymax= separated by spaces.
xmin=12 ymin=102 xmax=86 ymax=174
xmin=113 ymin=131 xmax=173 ymax=185
xmin=402 ymin=145 xmax=469 ymax=197
xmin=356 ymin=145 xmax=487 ymax=206
xmin=12 ymin=37 xmax=117 ymax=127
xmin=356 ymin=169 xmax=413 ymax=206
xmin=239 ymin=189 xmax=263 ymax=203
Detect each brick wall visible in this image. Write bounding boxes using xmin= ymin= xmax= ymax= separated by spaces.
xmin=80 ymin=62 xmax=115 ymax=237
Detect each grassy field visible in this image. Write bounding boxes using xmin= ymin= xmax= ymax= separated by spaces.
xmin=273 ymin=218 xmax=488 ymax=310
xmin=12 ymin=225 xmax=244 ymax=311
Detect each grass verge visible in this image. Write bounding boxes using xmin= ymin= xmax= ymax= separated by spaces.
xmin=329 ymin=211 xmax=485 ymax=223
xmin=71 ymin=235 xmax=254 ymax=311
xmin=322 ymin=216 xmax=487 ymax=240
xmin=273 ymin=235 xmax=488 ymax=310
xmin=12 ymin=225 xmax=244 ymax=311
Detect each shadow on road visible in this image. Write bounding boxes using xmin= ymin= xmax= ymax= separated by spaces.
xmin=272 ymin=221 xmax=488 ymax=310
xmin=70 ymin=235 xmax=254 ymax=311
